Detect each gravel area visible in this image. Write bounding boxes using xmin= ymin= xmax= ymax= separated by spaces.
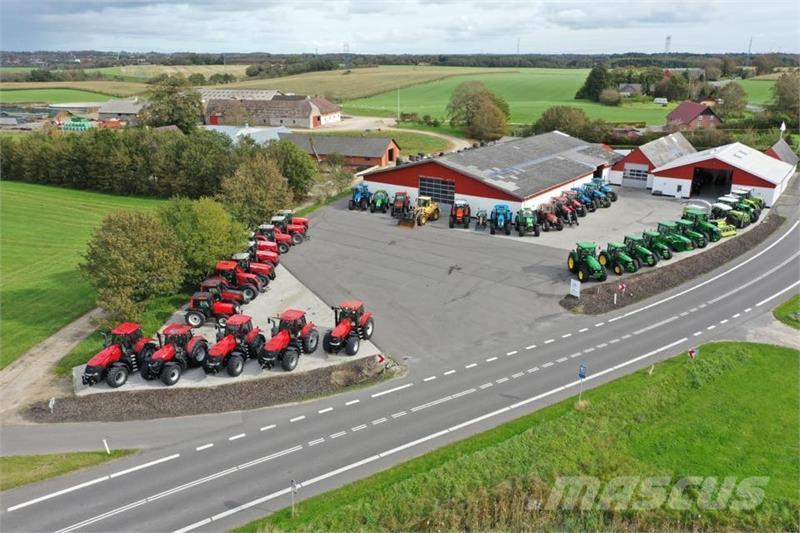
xmin=561 ymin=213 xmax=786 ymax=315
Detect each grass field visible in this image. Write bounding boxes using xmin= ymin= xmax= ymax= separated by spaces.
xmin=773 ymin=295 xmax=800 ymax=330
xmin=739 ymin=79 xmax=776 ymax=105
xmin=88 ymin=64 xmax=250 ymax=81
xmin=309 ymin=129 xmax=450 ymax=154
xmin=0 ymin=450 xmax=135 ymax=492
xmin=344 ymin=68 xmax=677 ymax=124
xmin=239 ymin=342 xmax=799 ymax=532
xmin=0 ymin=88 xmax=114 ymax=104
xmin=224 ymin=65 xmax=513 ymax=101
xmin=0 ymin=182 xmax=165 ymax=369
xmin=0 ymin=80 xmax=147 ymax=98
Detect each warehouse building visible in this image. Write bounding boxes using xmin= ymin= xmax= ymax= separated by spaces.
xmin=205 ymin=95 xmax=340 ymax=128
xmin=765 ymin=137 xmax=800 ymax=166
xmin=362 ymin=131 xmax=621 ymax=212
xmin=609 ymin=132 xmax=696 ymax=188
xmin=278 ymin=133 xmax=400 ymax=168
xmin=650 ymin=142 xmax=795 ymax=206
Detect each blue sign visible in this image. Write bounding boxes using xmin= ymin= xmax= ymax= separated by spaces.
xmin=578 ymin=364 xmax=586 ymax=380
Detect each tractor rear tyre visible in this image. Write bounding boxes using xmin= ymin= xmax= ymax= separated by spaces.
xmin=698 ymin=236 xmax=707 ymax=248
xmin=348 ymin=200 xmax=355 ymax=211
xmin=613 ymin=262 xmax=623 ymax=276
xmin=490 ymin=222 xmax=496 ymax=235
xmin=567 ymin=253 xmax=577 ymax=273
xmin=519 ymin=228 xmax=524 ymax=237
xmin=370 ymin=204 xmax=376 ymax=213
xmin=241 ymin=284 xmax=257 ymax=302
xmin=599 ymin=269 xmax=607 ymax=282
xmin=249 ymin=334 xmax=266 ymax=360
xmin=543 ymin=221 xmax=550 ymax=232
xmin=161 ymin=363 xmax=182 ymax=386
xmin=278 ymin=242 xmax=290 ymax=254
xmin=432 ymin=209 xmax=440 ymax=221
xmin=227 ymin=354 xmax=245 ymax=377
xmin=345 ymin=335 xmax=360 ymax=356
xmin=577 ymin=265 xmax=588 ymax=282
xmin=504 ymin=223 xmax=511 ymax=236
xmin=362 ymin=318 xmax=374 ymax=340
xmin=449 ymin=216 xmax=455 ymax=228
xmin=303 ymin=330 xmax=319 ymax=354
xmin=661 ymin=248 xmax=672 ymax=260
xmin=106 ymin=366 xmax=129 ymax=388
xmin=609 ymin=191 xmax=618 ymax=202
xmin=281 ymin=347 xmax=299 ymax=371
xmin=323 ymin=330 xmax=333 ymax=353
xmin=136 ymin=344 xmax=155 ymax=370
xmin=556 ymin=219 xmax=563 ymax=231
xmin=291 ymin=233 xmax=303 ymax=245
xmin=634 ymin=257 xmax=643 ymax=270
xmin=257 ymin=275 xmax=270 ymax=288
xmin=598 ymin=252 xmax=609 ymax=267
xmin=189 ymin=341 xmax=208 ymax=367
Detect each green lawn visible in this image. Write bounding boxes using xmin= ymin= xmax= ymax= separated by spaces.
xmin=0 ymin=88 xmax=113 ymax=104
xmin=1 ymin=449 xmax=135 ymax=492
xmin=773 ymin=295 xmax=800 ymax=330
xmin=239 ymin=342 xmax=799 ymax=532
xmin=344 ymin=68 xmax=677 ymax=125
xmin=0 ymin=182 xmax=164 ymax=369
xmin=739 ymin=79 xmax=776 ymax=106
xmin=309 ymin=129 xmax=450 ymax=155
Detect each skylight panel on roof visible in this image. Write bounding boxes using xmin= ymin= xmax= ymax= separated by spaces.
xmin=733 ymin=150 xmax=748 ymax=159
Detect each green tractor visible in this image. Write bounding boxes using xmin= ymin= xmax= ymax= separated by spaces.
xmin=657 ymin=221 xmax=694 ymax=252
xmin=515 ymin=208 xmax=541 ymax=237
xmin=730 ymin=187 xmax=765 ymax=210
xmin=718 ymin=195 xmax=758 ymax=223
xmin=623 ymin=234 xmax=658 ymax=268
xmin=641 ymin=230 xmax=673 ymax=260
xmin=567 ymin=242 xmax=607 ymax=282
xmin=711 ymin=202 xmax=749 ymax=229
xmin=598 ymin=242 xmax=639 ymax=275
xmin=674 ymin=219 xmax=707 ymax=248
xmin=682 ymin=207 xmax=733 ymax=240
xmin=370 ymin=190 xmax=390 ymax=213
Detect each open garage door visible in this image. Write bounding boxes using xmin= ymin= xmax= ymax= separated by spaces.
xmin=418 ymin=176 xmax=455 ymax=205
xmin=622 ymin=164 xmax=648 ymax=188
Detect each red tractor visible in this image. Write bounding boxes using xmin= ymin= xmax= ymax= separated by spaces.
xmin=248 ymin=240 xmax=279 ymax=266
xmin=259 ymin=309 xmax=319 ymax=371
xmin=143 ymin=323 xmax=209 ymax=386
xmin=271 ymin=215 xmax=306 ymax=245
xmin=323 ymin=300 xmax=374 ymax=356
xmin=231 ymin=252 xmax=275 ymax=287
xmin=277 ymin=209 xmax=309 ymax=231
xmin=563 ymin=190 xmax=589 ymax=216
xmin=449 ymin=199 xmax=472 ymax=229
xmin=536 ymin=202 xmax=564 ymax=231
xmin=209 ymin=260 xmax=265 ymax=301
xmin=204 ymin=315 xmax=265 ymax=377
xmin=391 ymin=192 xmax=411 ymax=218
xmin=199 ymin=278 xmax=249 ymax=304
xmin=256 ymin=224 xmax=292 ymax=254
xmin=551 ymin=196 xmax=580 ymax=226
xmin=81 ymin=322 xmax=157 ymax=388
xmin=184 ymin=291 xmax=241 ymax=328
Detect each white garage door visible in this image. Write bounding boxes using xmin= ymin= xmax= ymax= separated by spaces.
xmin=622 ymin=164 xmax=649 ymax=188
xmin=418 ymin=176 xmax=455 ymax=205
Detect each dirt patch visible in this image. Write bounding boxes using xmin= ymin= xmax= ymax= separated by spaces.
xmin=25 ymin=356 xmax=403 ymax=424
xmin=561 ymin=214 xmax=786 ymax=315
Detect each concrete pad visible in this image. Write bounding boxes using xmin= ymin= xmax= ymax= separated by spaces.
xmin=72 ymin=265 xmax=380 ymax=396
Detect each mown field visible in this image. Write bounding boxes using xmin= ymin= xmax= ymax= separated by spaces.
xmin=344 ymin=68 xmax=679 ymax=124
xmin=0 ymin=88 xmax=114 ymax=104
xmin=0 ymin=449 xmax=135 ymax=492
xmin=0 ymin=182 xmax=164 ymax=369
xmin=0 ymin=80 xmax=147 ymax=98
xmin=738 ymin=79 xmax=776 ymax=105
xmin=240 ymin=341 xmax=799 ymax=532
xmin=309 ymin=129 xmax=450 ymax=154
xmin=87 ymin=64 xmax=251 ymax=81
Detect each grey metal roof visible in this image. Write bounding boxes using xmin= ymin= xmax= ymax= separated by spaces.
xmin=278 ymin=133 xmax=396 ymax=158
xmin=769 ymin=137 xmax=799 ymax=166
xmin=198 ymin=88 xmax=282 ymax=101
xmin=98 ymin=99 xmax=144 ymax=115
xmin=638 ymin=132 xmax=696 ymax=168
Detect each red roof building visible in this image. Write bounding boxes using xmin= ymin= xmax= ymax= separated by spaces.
xmin=667 ymin=101 xmax=721 ymax=130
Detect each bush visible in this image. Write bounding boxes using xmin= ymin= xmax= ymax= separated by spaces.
xmin=217 ymin=153 xmax=293 ymax=229
xmin=81 ymin=212 xmax=185 ymax=322
xmin=598 ymin=88 xmax=622 ymax=106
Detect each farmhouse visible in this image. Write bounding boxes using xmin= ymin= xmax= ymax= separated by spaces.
xmin=650 ymin=142 xmax=795 ymax=206
xmin=363 ymin=131 xmax=621 ymax=212
xmin=618 ymin=83 xmax=642 ymax=96
xmin=205 ymin=94 xmax=341 ymax=128
xmin=609 ymin=132 xmax=696 ymax=188
xmin=98 ymin=99 xmax=144 ymax=125
xmin=765 ymin=137 xmax=800 ymax=166
xmin=278 ymin=133 xmax=400 ymax=168
xmin=666 ymin=101 xmax=721 ymax=130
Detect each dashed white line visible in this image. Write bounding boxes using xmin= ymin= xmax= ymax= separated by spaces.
xmin=693 ymin=331 xmax=703 ymax=337
xmin=506 ymin=350 xmax=518 ymax=356
xmin=318 ymin=407 xmax=333 ymax=414
xmin=309 ymin=438 xmax=325 ymax=446
xmin=744 ymin=307 xmax=752 ymax=313
xmin=544 ymin=339 xmax=555 ymax=344
xmin=443 ymin=369 xmax=456 ymax=376
xmin=707 ymin=325 xmax=716 ymax=330
xmin=195 ymin=444 xmax=213 ymax=451
xmin=330 ymin=431 xmax=346 ymax=439
xmin=512 ymin=372 xmax=524 ymax=379
xmin=609 ymin=338 xmax=620 ymax=344
xmin=423 ymin=375 xmax=437 ymax=382
xmin=583 ymin=347 xmax=595 ymax=354
xmin=289 ymin=416 xmax=306 ymax=423
xmin=391 ymin=411 xmax=407 ymax=418
xmin=719 ymin=319 xmax=729 ymax=324
xmin=228 ymin=433 xmax=246 ymax=441
xmin=345 ymin=399 xmax=360 ymax=406
xmin=699 ymin=303 xmax=708 ymax=309
xmin=542 ymin=362 xmax=554 ymax=368
xmin=527 ymin=367 xmax=539 ymax=373
xmin=372 ymin=418 xmax=387 ymax=425
xmin=732 ymin=313 xmax=741 ymax=318
xmin=595 ymin=322 xmax=605 ymax=327
xmin=561 ymin=333 xmax=572 ymax=339
xmin=260 ymin=424 xmax=276 ymax=432
xmin=680 ymin=311 xmax=689 ymax=317
xmin=371 ymin=383 xmax=413 ymax=398
xmin=452 ymin=388 xmax=476 ymax=398
xmin=621 ymin=334 xmax=632 ymax=340
xmin=608 ymin=317 xmax=622 ymax=323
xmin=525 ymin=344 xmax=536 ymax=350
xmin=479 ymin=382 xmax=493 ymax=389
xmin=496 ymin=377 xmax=509 ymax=384
xmin=578 ymin=327 xmax=589 ymax=333
xmin=486 ymin=356 xmax=498 ymax=362
xmin=633 ymin=315 xmax=678 ymax=336
xmin=411 ymin=396 xmax=453 ymax=412
xmin=689 ymin=307 xmax=698 ymax=313
xmin=465 ymin=363 xmax=477 ymax=369
xmin=556 ymin=357 xmax=568 ymax=363
xmin=569 ymin=352 xmax=581 ymax=358
xmin=596 ymin=343 xmax=608 ymax=348
xmin=351 ymin=424 xmax=367 ymax=432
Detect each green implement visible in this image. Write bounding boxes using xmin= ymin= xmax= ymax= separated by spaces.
xmin=730 ymin=187 xmax=765 ymax=209
xmin=567 ymin=242 xmax=607 ymax=282
xmin=711 ymin=203 xmax=748 ymax=229
xmin=718 ymin=195 xmax=758 ymax=223
xmin=657 ymin=221 xmax=694 ymax=252
xmin=598 ymin=242 xmax=639 ymax=276
xmin=674 ymin=219 xmax=708 ymax=248
xmin=623 ymin=234 xmax=658 ymax=268
xmin=682 ymin=208 xmax=723 ymax=242
xmin=641 ymin=230 xmax=673 ymax=260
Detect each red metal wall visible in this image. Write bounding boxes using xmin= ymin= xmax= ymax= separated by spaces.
xmin=611 ymin=147 xmax=653 ymax=171
xmin=652 ymin=157 xmax=776 ymax=188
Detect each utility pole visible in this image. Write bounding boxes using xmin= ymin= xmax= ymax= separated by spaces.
xmin=396 ymin=88 xmax=400 ymax=121
xmin=516 ymin=38 xmax=520 ymax=67
xmin=664 ymin=35 xmax=671 ymax=54
xmin=747 ymin=36 xmax=753 ymax=65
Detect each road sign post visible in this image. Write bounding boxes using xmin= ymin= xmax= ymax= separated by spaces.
xmin=291 ymin=479 xmax=298 ymax=517
xmin=578 ymin=364 xmax=587 ymax=402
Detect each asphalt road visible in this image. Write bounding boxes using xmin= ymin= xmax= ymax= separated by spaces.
xmin=2 ymin=184 xmax=798 ymax=532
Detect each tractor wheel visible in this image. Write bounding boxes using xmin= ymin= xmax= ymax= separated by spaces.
xmin=634 ymin=257 xmax=642 ymax=270
xmin=534 ymin=224 xmax=541 ymax=237
xmin=432 ymin=209 xmax=440 ymax=221
xmin=613 ymin=262 xmax=623 ymax=276
xmin=362 ymin=318 xmax=374 ymax=340
xmin=291 ymin=233 xmax=303 ymax=245
xmin=630 ymin=261 xmax=639 ymax=273
xmin=189 ymin=341 xmax=208 ymax=367
xmin=490 ymin=222 xmax=496 ymax=235
xmin=609 ymin=192 xmax=618 ymax=202
xmin=269 ymin=270 xmax=276 ymax=281
xmin=543 ymin=221 xmax=550 ymax=232
xmin=578 ymin=265 xmax=588 ymax=282
xmin=241 ymin=284 xmax=257 ymax=302
xmin=278 ymin=242 xmax=290 ymax=254
xmin=449 ymin=216 xmax=455 ymax=228
xmin=574 ymin=215 xmax=580 ymax=226
xmin=281 ymin=347 xmax=299 ymax=371
xmin=698 ymin=236 xmax=707 ymax=248
xmin=249 ymin=334 xmax=266 ymax=360
xmin=370 ymin=204 xmax=375 ymax=213
xmin=345 ymin=335 xmax=360 ymax=356
xmin=106 ymin=366 xmax=129 ymax=388
xmin=348 ymin=200 xmax=355 ymax=211
xmin=323 ymin=330 xmax=333 ymax=353
xmin=303 ymin=329 xmax=319 ymax=354
xmin=599 ymin=269 xmax=607 ymax=281
xmin=598 ymin=252 xmax=609 ymax=267
xmin=257 ymin=274 xmax=270 ymax=288
xmin=463 ymin=219 xmax=469 ymax=229
xmin=519 ymin=227 xmax=524 ymax=237
xmin=136 ymin=344 xmax=155 ymax=371
xmin=227 ymin=354 xmax=245 ymax=377
xmin=141 ymin=365 xmax=156 ymax=381
xmin=556 ymin=219 xmax=563 ymax=231
xmin=661 ymin=248 xmax=672 ymax=260
xmin=161 ymin=363 xmax=182 ymax=386
xmin=567 ymin=253 xmax=577 ymax=273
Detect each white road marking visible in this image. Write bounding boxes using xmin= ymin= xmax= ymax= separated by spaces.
xmin=720 ymin=319 xmax=729 ymax=324
xmin=690 ymin=307 xmax=698 ymax=312
xmin=525 ymin=344 xmax=536 ymax=350
xmin=680 ymin=311 xmax=689 ymax=317
xmin=391 ymin=411 xmax=407 ymax=418
xmin=195 ymin=444 xmax=213 ymax=452
xmin=542 ymin=362 xmax=554 ymax=368
xmin=527 ymin=367 xmax=539 ymax=373
xmin=608 ymin=316 xmax=622 ymax=322
xmin=633 ymin=315 xmax=678 ymax=336
xmin=372 ymin=418 xmax=387 ymax=425
xmin=699 ymin=303 xmax=707 ymax=308
xmin=345 ymin=399 xmax=360 ymax=406
xmin=486 ymin=356 xmax=498 ymax=362
xmin=443 ymin=369 xmax=456 ymax=376
xmin=596 ymin=343 xmax=608 ymax=348
xmin=561 ymin=333 xmax=572 ymax=338
xmin=479 ymin=382 xmax=493 ymax=389
xmin=732 ymin=313 xmax=741 ymax=318
xmin=452 ymin=388 xmax=476 ymax=398
xmin=260 ymin=424 xmax=276 ymax=432
xmin=693 ymin=331 xmax=703 ymax=337
xmin=595 ymin=322 xmax=605 ymax=327
xmin=609 ymin=338 xmax=620 ymax=344
xmin=709 ymin=252 xmax=800 ymax=305
xmin=465 ymin=363 xmax=477 ymax=369
xmin=744 ymin=307 xmax=752 ymax=313
xmin=506 ymin=350 xmax=518 ymax=356
xmin=583 ymin=347 xmax=595 ymax=353
xmin=496 ymin=377 xmax=509 ymax=384
xmin=289 ymin=416 xmax=306 ymax=423
xmin=228 ymin=433 xmax=245 ymax=441
xmin=318 ymin=407 xmax=333 ymax=414
xmin=309 ymin=438 xmax=325 ymax=446
xmin=621 ymin=334 xmax=632 ymax=340
xmin=512 ymin=372 xmax=524 ymax=378
xmin=569 ymin=352 xmax=582 ymax=358
xmin=109 ymin=454 xmax=181 ymax=479
xmin=423 ymin=375 xmax=437 ymax=382
xmin=556 ymin=357 xmax=568 ymax=363
xmin=578 ymin=327 xmax=589 ymax=333
xmin=544 ymin=339 xmax=555 ymax=344
xmin=351 ymin=424 xmax=367 ymax=432
xmin=707 ymin=325 xmax=716 ymax=330
xmin=412 ymin=396 xmax=453 ymax=412
xmin=330 ymin=431 xmax=346 ymax=439
xmin=756 ymin=280 xmax=800 ymax=307
xmin=371 ymin=383 xmax=413 ymax=398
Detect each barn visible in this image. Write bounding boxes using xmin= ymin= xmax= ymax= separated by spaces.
xmin=666 ymin=101 xmax=721 ymax=130
xmin=650 ymin=142 xmax=795 ymax=206
xmin=362 ymin=131 xmax=621 ymax=212
xmin=765 ymin=137 xmax=800 ymax=166
xmin=278 ymin=133 xmax=400 ymax=168
xmin=608 ymin=132 xmax=696 ymax=188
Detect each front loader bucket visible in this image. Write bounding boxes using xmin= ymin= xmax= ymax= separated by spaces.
xmin=397 ymin=216 xmax=416 ymax=228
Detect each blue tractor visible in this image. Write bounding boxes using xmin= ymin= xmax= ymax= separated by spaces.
xmin=489 ymin=204 xmax=513 ymax=235
xmin=569 ymin=187 xmax=597 ymax=213
xmin=590 ymin=177 xmax=618 ymax=202
xmin=581 ymin=184 xmax=611 ymax=209
xmin=348 ymin=183 xmax=372 ymax=211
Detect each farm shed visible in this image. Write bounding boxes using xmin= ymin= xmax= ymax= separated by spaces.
xmin=98 ymin=99 xmax=144 ymax=125
xmin=765 ymin=137 xmax=800 ymax=166
xmin=278 ymin=133 xmax=400 ymax=168
xmin=205 ymin=95 xmax=340 ymax=128
xmin=609 ymin=132 xmax=696 ymax=188
xmin=650 ymin=142 xmax=795 ymax=206
xmin=666 ymin=101 xmax=721 ymax=130
xmin=362 ymin=131 xmax=621 ymax=213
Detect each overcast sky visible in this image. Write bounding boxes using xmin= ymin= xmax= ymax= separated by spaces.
xmin=2 ymin=0 xmax=798 ymax=55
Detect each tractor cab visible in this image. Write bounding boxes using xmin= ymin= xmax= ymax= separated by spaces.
xmin=518 ymin=207 xmax=535 ymax=219
xmin=215 ymin=261 xmax=241 ymax=285
xmin=393 ymin=192 xmax=409 ymax=206
xmin=336 ymin=300 xmax=365 ymax=325
xmin=624 ymin=234 xmax=644 ymax=246
xmin=538 ymin=203 xmax=556 ymax=214
xmin=683 ymin=208 xmax=709 ymax=223
xmin=576 ymin=242 xmax=597 ymax=259
xmin=257 ymin=224 xmax=279 ymax=241
xmin=219 ymin=314 xmax=254 ymax=341
xmin=453 ymin=198 xmax=469 ymax=209
xmin=417 ymin=196 xmax=432 ymax=209
xmin=372 ymin=190 xmax=389 ymax=202
xmin=160 ymin=323 xmax=193 ymax=349
xmin=107 ymin=322 xmax=143 ymax=351
xmin=270 ymin=215 xmax=291 ymax=233
xmin=277 ymin=209 xmax=309 ymax=229
xmin=231 ymin=252 xmax=251 ymax=270
xmin=189 ymin=292 xmax=214 ymax=313
xmin=657 ymin=221 xmax=678 ymax=235
xmin=275 ymin=309 xmax=308 ymax=337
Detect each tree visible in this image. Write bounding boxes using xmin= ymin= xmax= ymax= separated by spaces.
xmin=446 ymin=81 xmax=510 ymax=138
xmin=81 ymin=212 xmax=185 ymax=321
xmin=598 ymin=88 xmax=622 ymax=106
xmin=770 ymin=72 xmax=800 ymax=118
xmin=158 ymin=197 xmax=247 ymax=284
xmin=753 ymin=55 xmax=779 ymax=76
xmin=467 ymin=98 xmax=509 ymax=140
xmin=531 ymin=106 xmax=589 ymax=137
xmin=654 ymin=75 xmax=689 ymax=101
xmin=446 ymin=81 xmax=492 ymax=128
xmin=704 ymin=66 xmax=721 ymax=81
xmin=720 ymin=57 xmax=737 ymax=77
xmin=217 ymin=153 xmax=292 ymax=228
xmin=140 ymin=75 xmax=203 ymax=134
xmin=717 ymin=82 xmax=747 ymax=115
xmin=575 ymin=64 xmax=610 ymax=101
xmin=265 ymin=140 xmax=317 ymax=200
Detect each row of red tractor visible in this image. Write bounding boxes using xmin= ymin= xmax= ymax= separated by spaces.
xmin=82 ymin=210 xmax=376 ymax=389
